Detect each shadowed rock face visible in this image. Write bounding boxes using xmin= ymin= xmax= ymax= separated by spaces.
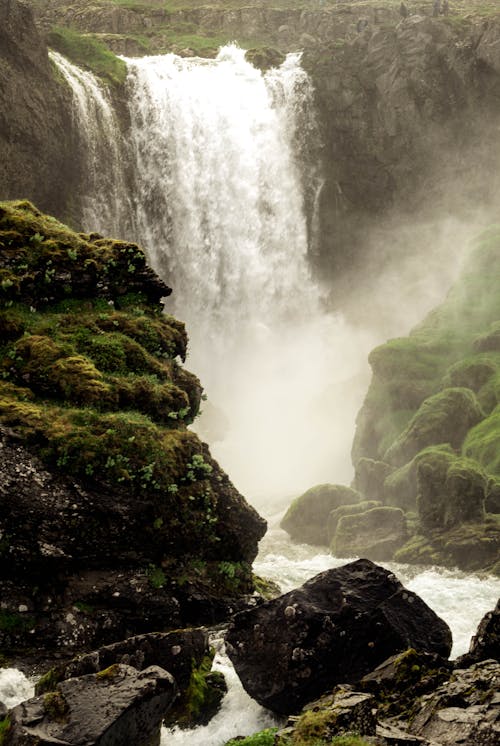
xmin=226 ymin=558 xmax=452 ymax=714
xmin=0 ymin=0 xmax=80 ymax=222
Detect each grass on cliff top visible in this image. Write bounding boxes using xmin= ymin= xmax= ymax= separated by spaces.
xmin=47 ymin=27 xmax=127 ymax=85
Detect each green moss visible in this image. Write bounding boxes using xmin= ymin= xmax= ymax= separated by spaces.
xmin=463 ymin=405 xmax=500 ymax=476
xmin=0 ymin=716 xmax=11 ymax=745
xmin=35 ymin=667 xmax=61 ymax=696
xmin=281 ymin=484 xmax=361 ymax=546
xmin=225 ymin=730 xmax=278 ymax=746
xmin=384 ymin=387 xmax=483 ymax=467
xmin=47 ymin=27 xmax=127 ymax=86
xmin=96 ymin=664 xmax=122 ymax=680
xmin=165 ymin=651 xmax=226 ymax=728
xmin=44 ymin=691 xmax=69 ymax=722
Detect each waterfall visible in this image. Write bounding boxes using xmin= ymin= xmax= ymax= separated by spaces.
xmin=49 ymin=51 xmax=130 ymax=237
xmin=123 ymin=46 xmax=373 ymax=502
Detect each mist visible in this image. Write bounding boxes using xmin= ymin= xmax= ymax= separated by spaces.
xmin=189 ymin=211 xmax=481 ymax=510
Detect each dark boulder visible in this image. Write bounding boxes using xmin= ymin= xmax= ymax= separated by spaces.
xmin=5 ymin=664 xmax=175 ymax=746
xmin=226 ymin=559 xmax=452 ymax=714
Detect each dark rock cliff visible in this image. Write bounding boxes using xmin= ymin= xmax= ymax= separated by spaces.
xmin=0 ymin=200 xmax=266 ymax=663
xmin=0 ymin=0 xmax=81 ymax=223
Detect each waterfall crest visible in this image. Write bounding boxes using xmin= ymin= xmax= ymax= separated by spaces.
xmin=125 ymin=45 xmax=320 ymax=329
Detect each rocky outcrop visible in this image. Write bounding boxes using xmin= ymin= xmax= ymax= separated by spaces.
xmin=0 ymin=201 xmax=266 ymax=662
xmin=226 ymin=558 xmax=452 ymax=714
xmin=409 ymin=659 xmax=500 ymax=746
xmin=280 ymin=484 xmax=361 ymax=545
xmin=0 ymin=1 xmax=81 ymax=222
xmin=4 ymin=664 xmax=176 ymax=746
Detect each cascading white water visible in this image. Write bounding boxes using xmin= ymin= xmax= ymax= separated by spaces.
xmin=123 ymin=46 xmax=376 ymax=501
xmin=49 ymin=51 xmax=130 ymax=238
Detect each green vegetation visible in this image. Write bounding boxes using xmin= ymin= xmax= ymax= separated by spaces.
xmin=0 ymin=200 xmax=233 ymax=558
xmin=225 ymin=729 xmax=278 ymax=746
xmin=47 ymin=27 xmax=127 ymax=86
xmin=348 ymin=227 xmax=500 ymax=571
xmin=165 ymin=651 xmax=226 ymax=728
xmin=43 ymin=691 xmax=69 ymax=722
xmin=0 ymin=717 xmax=11 ymax=746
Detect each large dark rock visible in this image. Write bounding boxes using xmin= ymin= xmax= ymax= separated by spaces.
xmin=5 ymin=664 xmax=175 ymax=746
xmin=0 ymin=202 xmax=266 ymax=661
xmin=226 ymin=558 xmax=452 ymax=714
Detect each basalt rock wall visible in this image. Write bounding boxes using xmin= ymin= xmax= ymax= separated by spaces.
xmin=0 ymin=0 xmax=82 ymax=224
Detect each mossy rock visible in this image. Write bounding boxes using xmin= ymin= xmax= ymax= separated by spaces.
xmin=416 ymin=448 xmax=486 ymax=530
xmin=332 ymin=506 xmax=407 ymax=561
xmin=245 ymin=47 xmax=285 ymax=71
xmin=473 ymin=321 xmax=500 ymax=353
xmin=382 ymin=458 xmax=418 ymax=512
xmin=281 ymin=484 xmax=361 ymax=546
xmin=463 ymin=404 xmax=500 ymax=477
xmin=442 ymin=356 xmax=498 ymax=392
xmin=353 ymin=457 xmax=393 ymax=502
xmin=0 ymin=201 xmax=266 ymax=590
xmin=384 ymin=387 xmax=483 ymax=467
xmin=395 ymin=518 xmax=500 ymax=572
xmin=164 ymin=652 xmax=227 ymax=729
xmin=327 ymin=500 xmax=381 ymax=544
xmin=485 ymin=477 xmax=500 ymax=513
xmin=353 ymin=227 xmax=500 ymax=479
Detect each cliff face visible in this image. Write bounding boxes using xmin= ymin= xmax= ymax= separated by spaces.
xmin=304 ymin=12 xmax=500 ymax=281
xmin=0 ymin=200 xmax=266 ymax=661
xmin=0 ymin=0 xmax=81 ymax=223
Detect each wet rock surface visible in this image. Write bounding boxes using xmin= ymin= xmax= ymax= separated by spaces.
xmin=226 ymin=558 xmax=452 ymax=714
xmin=5 ymin=664 xmax=175 ymax=746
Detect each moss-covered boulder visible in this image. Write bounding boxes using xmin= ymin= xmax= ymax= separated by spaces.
xmin=382 ymin=458 xmax=418 ymax=512
xmin=280 ymin=484 xmax=361 ymax=546
xmin=384 ymin=387 xmax=483 ymax=468
xmin=0 ymin=201 xmax=266 ymax=660
xmin=332 ymin=506 xmax=407 ymax=562
xmin=416 ymin=449 xmax=487 ymax=531
xmin=326 ymin=500 xmax=381 ymax=545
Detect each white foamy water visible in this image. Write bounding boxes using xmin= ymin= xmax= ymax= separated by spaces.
xmin=0 ymin=668 xmax=33 ymax=709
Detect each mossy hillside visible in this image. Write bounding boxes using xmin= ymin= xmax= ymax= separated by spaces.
xmin=47 ymin=27 xmax=127 ymax=85
xmin=353 ymin=227 xmax=500 ymax=467
xmin=0 ymin=200 xmax=262 ymax=569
